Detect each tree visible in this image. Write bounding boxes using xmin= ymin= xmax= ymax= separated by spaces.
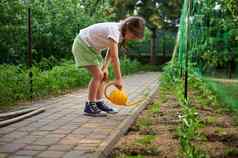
xmin=0 ymin=0 xmax=26 ymax=64
xmin=105 ymin=0 xmax=182 ymax=64
xmin=0 ymin=0 xmax=114 ymax=65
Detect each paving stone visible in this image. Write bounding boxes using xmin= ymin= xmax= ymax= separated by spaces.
xmin=13 ymin=136 xmax=41 ymax=144
xmin=8 ymin=121 xmax=32 ymax=128
xmin=45 ymin=134 xmax=66 ymax=139
xmin=3 ymin=132 xmax=28 ymax=140
xmin=33 ymin=137 xmax=62 ymax=146
xmin=71 ymin=119 xmax=88 ymax=124
xmin=0 ymin=143 xmax=26 ymax=153
xmin=0 ymin=153 xmax=8 ymax=158
xmin=38 ymin=125 xmax=60 ymax=131
xmin=8 ymin=156 xmax=33 ymax=158
xmin=80 ymin=123 xmax=99 ymax=128
xmin=37 ymin=150 xmax=65 ymax=158
xmin=62 ymin=151 xmax=93 ymax=158
xmin=17 ymin=127 xmax=37 ymax=132
xmin=87 ymin=133 xmax=108 ymax=139
xmin=0 ymin=127 xmax=16 ymax=135
xmin=0 ymin=142 xmax=6 ymax=146
xmin=0 ymin=136 xmax=16 ymax=143
xmin=24 ymin=145 xmax=48 ymax=151
xmin=74 ymin=144 xmax=99 ymax=150
xmin=31 ymin=131 xmax=49 ymax=136
xmin=71 ymin=128 xmax=94 ymax=135
xmin=58 ymin=125 xmax=79 ymax=131
xmin=48 ymin=144 xmax=74 ymax=152
xmin=1 ymin=72 xmax=159 ymax=158
xmin=79 ymin=138 xmax=102 ymax=144
xmin=22 ymin=122 xmax=47 ymax=129
xmin=52 ymin=128 xmax=74 ymax=135
xmin=58 ymin=135 xmax=85 ymax=145
xmin=15 ymin=150 xmax=40 ymax=156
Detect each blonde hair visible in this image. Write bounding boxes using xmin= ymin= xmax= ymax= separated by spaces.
xmin=120 ymin=16 xmax=145 ymax=39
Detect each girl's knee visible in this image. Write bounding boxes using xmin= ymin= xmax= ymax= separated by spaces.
xmin=86 ymin=66 xmax=103 ymax=81
xmin=93 ymin=71 xmax=103 ymax=81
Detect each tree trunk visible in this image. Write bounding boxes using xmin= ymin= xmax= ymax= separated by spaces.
xmin=150 ymin=28 xmax=157 ymax=64
xmin=228 ymin=61 xmax=232 ymax=79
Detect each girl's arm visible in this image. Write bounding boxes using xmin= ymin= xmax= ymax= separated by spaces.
xmin=101 ymin=49 xmax=111 ymax=70
xmin=109 ymin=40 xmax=123 ymax=88
xmin=101 ymin=49 xmax=111 ymax=81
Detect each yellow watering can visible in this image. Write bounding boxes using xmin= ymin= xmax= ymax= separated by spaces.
xmin=104 ymin=82 xmax=147 ymax=106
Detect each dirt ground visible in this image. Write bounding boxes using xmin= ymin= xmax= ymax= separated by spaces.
xmin=109 ymin=88 xmax=238 ymax=158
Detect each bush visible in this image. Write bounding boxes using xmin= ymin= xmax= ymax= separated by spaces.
xmin=0 ymin=57 xmax=150 ymax=107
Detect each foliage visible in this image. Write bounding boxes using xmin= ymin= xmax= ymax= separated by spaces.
xmin=0 ymin=0 xmax=27 ymax=64
xmin=0 ymin=57 xmax=144 ymax=107
xmin=0 ymin=0 xmax=113 ymax=65
xmin=0 ymin=0 xmax=180 ymax=66
xmin=109 ymin=0 xmax=181 ymax=29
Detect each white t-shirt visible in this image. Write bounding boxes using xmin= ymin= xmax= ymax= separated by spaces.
xmin=79 ymin=22 xmax=122 ymax=50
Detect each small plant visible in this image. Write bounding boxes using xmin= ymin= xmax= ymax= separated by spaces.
xmin=224 ymin=148 xmax=238 ymax=157
xmin=116 ymin=155 xmax=144 ymax=158
xmin=149 ymin=101 xmax=160 ymax=114
xmin=135 ymin=135 xmax=156 ymax=145
xmin=135 ymin=113 xmax=154 ymax=131
xmin=114 ymin=135 xmax=160 ymax=156
xmin=130 ymin=135 xmax=160 ymax=155
xmin=204 ymin=116 xmax=216 ymax=125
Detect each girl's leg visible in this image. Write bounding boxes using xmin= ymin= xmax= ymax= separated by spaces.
xmin=86 ymin=65 xmax=118 ymax=114
xmin=96 ymin=80 xmax=105 ymax=101
xmin=85 ymin=65 xmax=103 ymax=102
xmin=95 ymin=73 xmax=119 ymax=114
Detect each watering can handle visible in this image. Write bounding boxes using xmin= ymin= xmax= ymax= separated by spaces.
xmin=104 ymin=81 xmax=117 ymax=101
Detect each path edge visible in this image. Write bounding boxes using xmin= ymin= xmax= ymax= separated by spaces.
xmin=94 ymin=82 xmax=160 ymax=158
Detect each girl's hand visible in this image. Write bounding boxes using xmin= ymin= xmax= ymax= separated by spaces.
xmin=114 ymin=78 xmax=123 ymax=90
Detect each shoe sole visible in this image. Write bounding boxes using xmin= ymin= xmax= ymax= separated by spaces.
xmin=83 ymin=113 xmax=107 ymax=117
xmin=106 ymin=111 xmax=119 ymax=114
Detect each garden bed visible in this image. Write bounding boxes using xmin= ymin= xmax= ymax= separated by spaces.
xmin=108 ymin=77 xmax=238 ymax=158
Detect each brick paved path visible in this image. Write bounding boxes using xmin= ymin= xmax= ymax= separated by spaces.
xmin=0 ymin=72 xmax=160 ymax=158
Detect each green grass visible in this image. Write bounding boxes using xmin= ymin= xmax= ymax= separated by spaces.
xmin=207 ymin=80 xmax=238 ymax=111
xmin=204 ymin=71 xmax=238 ymax=79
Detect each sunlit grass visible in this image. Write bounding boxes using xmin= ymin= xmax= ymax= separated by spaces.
xmin=207 ymin=80 xmax=238 ymax=111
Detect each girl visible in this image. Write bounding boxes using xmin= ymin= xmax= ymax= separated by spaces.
xmin=72 ymin=16 xmax=145 ymax=116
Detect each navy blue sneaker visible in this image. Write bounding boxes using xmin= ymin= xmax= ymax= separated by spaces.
xmin=84 ymin=102 xmax=107 ymax=117
xmin=96 ymin=101 xmax=118 ymax=114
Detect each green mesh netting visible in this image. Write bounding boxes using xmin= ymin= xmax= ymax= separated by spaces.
xmin=173 ymin=0 xmax=238 ymax=79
